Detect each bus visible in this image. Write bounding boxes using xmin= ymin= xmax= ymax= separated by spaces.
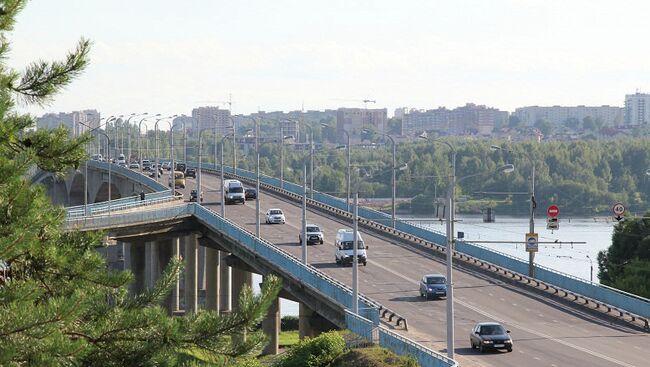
xmin=169 ymin=171 xmax=186 ymax=189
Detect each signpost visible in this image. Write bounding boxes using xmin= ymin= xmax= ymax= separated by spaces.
xmin=613 ymin=202 xmax=625 ymax=222
xmin=526 ymin=232 xmax=538 ymax=252
xmin=547 ymin=205 xmax=559 ymax=230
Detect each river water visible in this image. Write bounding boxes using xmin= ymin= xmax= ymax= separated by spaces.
xmin=265 ymin=215 xmax=616 ymax=316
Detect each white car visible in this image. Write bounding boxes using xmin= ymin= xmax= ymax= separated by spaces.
xmin=265 ymin=208 xmax=286 ymax=224
xmin=299 ymin=224 xmax=324 ymax=245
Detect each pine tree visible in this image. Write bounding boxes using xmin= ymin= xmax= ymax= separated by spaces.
xmin=0 ymin=2 xmax=281 ymax=365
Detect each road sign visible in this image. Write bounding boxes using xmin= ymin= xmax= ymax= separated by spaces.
xmin=547 ymin=205 xmax=559 ymax=218
xmin=526 ymin=232 xmax=538 ymax=252
xmin=612 ymin=202 xmax=625 ymax=221
xmin=547 ymin=217 xmax=559 ymax=230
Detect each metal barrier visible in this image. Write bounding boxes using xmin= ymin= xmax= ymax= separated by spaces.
xmin=86 ymin=160 xmax=169 ymax=192
xmin=65 ymin=201 xmax=192 ymax=230
xmin=194 ymin=163 xmax=650 ymax=322
xmin=379 ymin=327 xmax=457 ymax=367
xmin=66 ymin=191 xmax=173 ymax=218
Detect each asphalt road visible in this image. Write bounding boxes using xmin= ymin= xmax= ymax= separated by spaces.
xmin=179 ymin=173 xmax=649 ymax=367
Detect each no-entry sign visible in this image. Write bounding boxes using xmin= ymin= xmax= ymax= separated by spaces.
xmin=547 ymin=205 xmax=559 ymax=217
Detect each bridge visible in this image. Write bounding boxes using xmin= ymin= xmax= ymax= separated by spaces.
xmin=55 ymin=161 xmax=650 ymax=367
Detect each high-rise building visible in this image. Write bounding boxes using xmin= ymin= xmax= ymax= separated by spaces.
xmin=336 ymin=107 xmax=387 ymax=142
xmin=624 ymin=93 xmax=650 ymax=126
xmin=37 ymin=109 xmax=100 ymax=136
xmin=402 ymin=104 xmax=506 ymax=137
xmin=514 ymin=105 xmax=623 ymax=127
xmin=191 ymin=106 xmax=232 ymax=135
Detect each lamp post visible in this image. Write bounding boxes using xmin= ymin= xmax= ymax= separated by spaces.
xmin=220 ymin=133 xmax=234 ymax=218
xmin=419 ymin=132 xmax=514 ymax=359
xmin=255 ymin=117 xmax=260 ymax=238
xmin=298 ymin=121 xmax=314 ymax=199
xmin=228 ymin=116 xmax=238 ymax=174
xmin=97 ymin=130 xmax=112 ymax=215
xmin=198 ymin=128 xmax=214 ymax=204
xmin=154 ymin=116 xmax=176 ymax=182
xmin=302 ymin=163 xmax=308 ymax=264
xmin=492 ymin=145 xmax=536 ymax=277
xmin=138 ymin=114 xmax=160 ymax=171
xmin=322 ymin=123 xmax=351 ymax=211
xmin=586 ymin=255 xmax=594 ymax=283
xmin=363 ymin=129 xmax=396 ymax=228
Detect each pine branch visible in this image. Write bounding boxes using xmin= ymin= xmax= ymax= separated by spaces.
xmin=11 ymin=38 xmax=91 ymax=106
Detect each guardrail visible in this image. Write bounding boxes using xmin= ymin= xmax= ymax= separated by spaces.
xmin=66 ymin=191 xmax=174 ymax=218
xmin=190 ymin=163 xmax=650 ymax=326
xmin=64 ymin=201 xmax=192 ymax=230
xmin=189 ymin=162 xmax=410 ymax=330
xmin=86 ymin=160 xmax=169 ymax=192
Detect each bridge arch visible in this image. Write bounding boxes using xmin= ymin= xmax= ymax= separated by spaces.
xmin=94 ymin=182 xmax=123 ymax=203
xmin=68 ymin=172 xmax=86 ymax=206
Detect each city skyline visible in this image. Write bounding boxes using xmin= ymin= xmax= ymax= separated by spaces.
xmin=10 ymin=1 xmax=650 ymax=117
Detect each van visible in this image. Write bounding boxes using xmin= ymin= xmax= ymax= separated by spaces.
xmin=223 ymin=179 xmax=245 ymax=204
xmin=335 ymin=229 xmax=367 ymax=266
xmin=117 ymin=153 xmax=126 ymax=165
xmin=168 ymin=171 xmax=186 ymax=189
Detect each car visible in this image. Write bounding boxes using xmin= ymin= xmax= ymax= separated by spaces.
xmin=189 ymin=189 xmax=203 ymax=202
xmin=161 ymin=161 xmax=171 ymax=171
xmin=185 ymin=168 xmax=196 ymax=178
xmin=265 ymin=208 xmax=286 ymax=224
xmin=299 ymin=224 xmax=324 ymax=245
xmin=245 ymin=187 xmax=257 ymax=199
xmin=118 ymin=162 xmax=128 ymax=168
xmin=91 ymin=154 xmax=103 ymax=161
xmin=129 ymin=162 xmax=140 ymax=169
xmin=142 ymin=159 xmax=152 ymax=171
xmin=335 ymin=229 xmax=367 ymax=266
xmin=470 ymin=322 xmax=513 ymax=353
xmin=419 ymin=274 xmax=447 ymax=299
xmin=149 ymin=169 xmax=162 ymax=178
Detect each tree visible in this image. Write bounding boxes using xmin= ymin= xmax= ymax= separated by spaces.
xmin=0 ymin=3 xmax=281 ymax=365
xmin=583 ymin=116 xmax=596 ymax=131
xmin=534 ymin=119 xmax=553 ymax=137
xmin=508 ymin=115 xmax=522 ymax=128
xmin=598 ymin=212 xmax=650 ymax=298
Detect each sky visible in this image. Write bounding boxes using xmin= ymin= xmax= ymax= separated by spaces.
xmin=9 ymin=0 xmax=650 ymax=117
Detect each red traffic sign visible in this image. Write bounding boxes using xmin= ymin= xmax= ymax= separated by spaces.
xmin=612 ymin=202 xmax=625 ymax=216
xmin=547 ymin=205 xmax=560 ymax=218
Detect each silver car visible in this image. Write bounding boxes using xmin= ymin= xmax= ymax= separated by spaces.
xmin=299 ymin=224 xmax=324 ymax=245
xmin=265 ymin=208 xmax=286 ymax=224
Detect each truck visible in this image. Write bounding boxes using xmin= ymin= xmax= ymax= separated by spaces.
xmin=335 ymin=229 xmax=367 ymax=266
xmin=223 ymin=179 xmax=245 ymax=204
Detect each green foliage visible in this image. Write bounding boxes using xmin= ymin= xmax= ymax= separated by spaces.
xmin=274 ymin=331 xmax=346 ymax=367
xmin=329 ymin=346 xmax=419 ymax=367
xmin=598 ymin=212 xmax=650 ymax=297
xmin=0 ymin=3 xmax=283 ymax=365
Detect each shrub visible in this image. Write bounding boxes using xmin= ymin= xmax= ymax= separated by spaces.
xmin=281 ymin=316 xmax=299 ymax=331
xmin=274 ymin=331 xmax=346 ymax=367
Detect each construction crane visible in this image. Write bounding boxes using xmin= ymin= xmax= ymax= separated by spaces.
xmin=196 ymin=93 xmax=234 ymax=111
xmin=331 ymin=98 xmax=377 ymax=109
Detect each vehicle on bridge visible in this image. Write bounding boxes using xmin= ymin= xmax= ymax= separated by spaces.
xmin=419 ymin=274 xmax=447 ymax=299
xmin=244 ymin=187 xmax=257 ymax=199
xmin=265 ymin=208 xmax=286 ymax=224
xmin=223 ymin=179 xmax=245 ymax=204
xmin=189 ymin=189 xmax=203 ymax=203
xmin=161 ymin=161 xmax=171 ymax=171
xmin=142 ymin=159 xmax=152 ymax=171
xmin=91 ymin=153 xmax=103 ymax=161
xmin=169 ymin=171 xmax=186 ymax=189
xmin=299 ymin=224 xmax=324 ymax=245
xmin=185 ymin=168 xmax=196 ymax=178
xmin=117 ymin=153 xmax=126 ymax=166
xmin=175 ymin=162 xmax=187 ymax=173
xmin=335 ymin=229 xmax=367 ymax=266
xmin=470 ymin=322 xmax=513 ymax=353
xmin=129 ymin=162 xmax=140 ymax=169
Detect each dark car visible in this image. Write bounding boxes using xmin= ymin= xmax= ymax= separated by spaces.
xmin=245 ymin=187 xmax=257 ymax=199
xmin=185 ymin=168 xmax=196 ymax=178
xmin=419 ymin=274 xmax=447 ymax=299
xmin=470 ymin=322 xmax=513 ymax=353
xmin=189 ymin=189 xmax=203 ymax=203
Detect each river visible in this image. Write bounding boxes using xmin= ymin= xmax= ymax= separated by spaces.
xmin=260 ymin=215 xmax=616 ymax=317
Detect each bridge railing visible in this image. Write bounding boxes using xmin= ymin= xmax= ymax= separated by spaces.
xmin=345 ymin=310 xmax=457 ymax=367
xmin=86 ymin=160 xmax=169 ymax=192
xmin=191 ymin=203 xmax=381 ymax=324
xmin=65 ymin=194 xmax=182 ymax=222
xmin=194 ymin=163 xmax=650 ymax=320
xmin=66 ymin=191 xmax=174 ymax=218
xmin=64 ymin=202 xmax=192 ymax=230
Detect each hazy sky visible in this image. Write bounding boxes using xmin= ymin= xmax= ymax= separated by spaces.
xmin=10 ymin=0 xmax=650 ymax=117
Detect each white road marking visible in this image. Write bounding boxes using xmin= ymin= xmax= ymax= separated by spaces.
xmin=367 ymin=257 xmax=637 ymax=367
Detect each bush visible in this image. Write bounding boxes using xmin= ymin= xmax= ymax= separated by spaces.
xmin=274 ymin=331 xmax=346 ymax=367
xmin=281 ymin=316 xmax=299 ymax=331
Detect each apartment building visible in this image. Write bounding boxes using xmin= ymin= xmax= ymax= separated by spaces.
xmin=336 ymin=107 xmax=387 ymax=142
xmin=624 ymin=92 xmax=650 ymax=126
xmin=37 ymin=109 xmax=100 ymax=136
xmin=402 ymin=104 xmax=506 ymax=137
xmin=514 ymin=105 xmax=623 ymax=127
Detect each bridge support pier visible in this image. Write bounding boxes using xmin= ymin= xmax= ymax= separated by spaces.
xmin=145 ymin=241 xmax=160 ymax=289
xmin=261 ymin=283 xmax=280 ymax=355
xmin=231 ymin=267 xmax=252 ymax=311
xmin=171 ymin=237 xmax=180 ymax=313
xmin=219 ymin=251 xmax=231 ymax=313
xmin=129 ymin=241 xmax=146 ymax=294
xmin=299 ymin=303 xmax=336 ymax=340
xmin=184 ymin=234 xmax=199 ymax=314
xmin=205 ymin=247 xmax=220 ymax=312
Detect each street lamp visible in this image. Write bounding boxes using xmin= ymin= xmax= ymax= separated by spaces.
xmin=586 ymin=255 xmax=594 ymax=283
xmin=228 ymin=116 xmax=238 ymax=174
xmin=299 ymin=121 xmax=315 ymax=199
xmin=154 ymin=116 xmax=176 ymax=182
xmin=220 ymin=133 xmax=234 ymax=218
xmin=363 ymin=128 xmax=397 ymax=228
xmin=322 ymin=123 xmax=351 ymax=212
xmin=198 ymin=127 xmax=217 ymax=205
xmin=138 ymin=114 xmax=161 ymax=171
xmin=492 ymin=144 xmax=536 ymax=277
xmin=419 ymin=132 xmax=514 ymax=359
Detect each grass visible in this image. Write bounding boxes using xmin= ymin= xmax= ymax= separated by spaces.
xmin=278 ymin=330 xmax=299 ymax=348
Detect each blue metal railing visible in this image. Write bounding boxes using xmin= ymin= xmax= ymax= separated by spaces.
xmin=196 ymin=163 xmax=650 ymax=319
